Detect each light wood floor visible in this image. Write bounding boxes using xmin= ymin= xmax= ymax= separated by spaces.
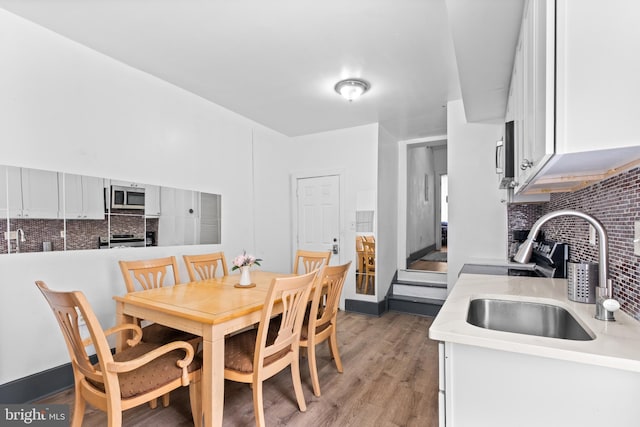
xmin=37 ymin=311 xmax=439 ymax=427
xmin=407 ymin=259 xmax=448 ymax=272
xmin=408 ymin=247 xmax=448 ymax=273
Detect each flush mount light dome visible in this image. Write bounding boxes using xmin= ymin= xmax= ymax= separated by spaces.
xmin=334 ymin=78 xmax=370 ymax=101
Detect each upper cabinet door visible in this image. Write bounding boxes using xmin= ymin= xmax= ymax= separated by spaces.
xmin=513 ymin=0 xmax=555 ymax=191
xmin=555 ymin=0 xmax=640 ymax=153
xmin=20 ymin=168 xmax=60 ymax=219
xmin=65 ymin=174 xmax=105 ymax=220
xmin=5 ymin=166 xmax=23 ymax=217
xmin=144 ymin=184 xmax=161 ymax=217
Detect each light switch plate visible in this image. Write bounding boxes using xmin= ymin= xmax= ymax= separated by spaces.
xmin=589 ymin=225 xmax=596 ymax=245
xmin=635 ymin=221 xmax=640 ymax=256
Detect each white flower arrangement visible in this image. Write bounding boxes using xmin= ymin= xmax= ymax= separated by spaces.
xmin=232 ymin=250 xmax=262 ymax=271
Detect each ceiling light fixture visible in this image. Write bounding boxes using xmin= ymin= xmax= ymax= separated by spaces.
xmin=334 ymin=78 xmax=370 ymax=101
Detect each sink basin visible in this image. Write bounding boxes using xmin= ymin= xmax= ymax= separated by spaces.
xmin=467 ymin=298 xmax=594 ymax=341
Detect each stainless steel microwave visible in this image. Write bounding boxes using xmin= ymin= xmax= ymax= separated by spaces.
xmin=111 ymin=185 xmax=145 ymax=210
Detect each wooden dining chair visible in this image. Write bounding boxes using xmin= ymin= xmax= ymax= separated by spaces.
xmin=183 ymin=252 xmax=229 ymax=281
xmin=224 ymin=270 xmax=318 ymax=427
xmin=292 ymin=249 xmax=332 ymax=274
xmin=118 ymin=256 xmax=200 ymax=407
xmin=35 ymin=281 xmax=202 ymax=427
xmin=355 ymin=236 xmax=366 ymax=291
xmin=119 ymin=256 xmax=182 ymax=293
xmin=300 ymin=261 xmax=351 ymax=397
xmin=362 ymin=241 xmax=376 ymax=294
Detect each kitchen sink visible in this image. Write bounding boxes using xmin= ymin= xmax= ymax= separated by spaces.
xmin=467 ymin=298 xmax=594 ymax=341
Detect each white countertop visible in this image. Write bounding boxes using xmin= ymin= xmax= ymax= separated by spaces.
xmin=429 ymin=273 xmax=640 ymax=373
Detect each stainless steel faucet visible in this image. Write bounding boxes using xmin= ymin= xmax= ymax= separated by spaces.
xmin=513 ymin=209 xmax=621 ymax=321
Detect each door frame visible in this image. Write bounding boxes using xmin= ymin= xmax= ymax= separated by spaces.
xmin=290 ymin=169 xmax=346 ymax=267
xmin=398 ymin=135 xmax=447 ymax=268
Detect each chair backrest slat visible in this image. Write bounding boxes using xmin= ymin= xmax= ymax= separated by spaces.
xmin=119 ymin=256 xmax=181 ymax=293
xmin=183 ymin=252 xmax=228 ymax=281
xmin=255 ymin=270 xmax=317 ymax=366
xmin=309 ymin=262 xmax=351 ymax=334
xmin=36 ymin=281 xmax=112 ymax=385
xmin=293 ymin=250 xmax=331 ymax=274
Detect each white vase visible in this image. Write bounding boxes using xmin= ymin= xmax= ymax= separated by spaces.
xmin=239 ymin=266 xmax=252 ymax=286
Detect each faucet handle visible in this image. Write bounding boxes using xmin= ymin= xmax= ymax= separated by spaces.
xmin=602 ymin=299 xmax=621 ymax=313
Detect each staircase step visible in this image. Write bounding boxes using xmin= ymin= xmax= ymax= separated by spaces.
xmin=394 ymin=279 xmax=447 ymax=289
xmin=393 ymin=283 xmax=447 ymax=300
xmin=388 ymin=294 xmax=443 ymax=317
xmin=397 ymin=269 xmax=447 ymax=285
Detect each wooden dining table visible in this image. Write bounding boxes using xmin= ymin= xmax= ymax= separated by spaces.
xmin=113 ymin=270 xmax=292 ymax=427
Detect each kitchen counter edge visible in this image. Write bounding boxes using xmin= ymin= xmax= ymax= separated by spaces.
xmin=428 ymin=273 xmax=640 ymax=373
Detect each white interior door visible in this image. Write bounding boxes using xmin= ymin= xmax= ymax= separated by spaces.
xmin=296 ymin=175 xmax=340 ymax=264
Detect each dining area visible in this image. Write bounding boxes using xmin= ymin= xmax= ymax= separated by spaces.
xmin=35 ymin=250 xmax=352 ymax=427
xmin=355 ymin=235 xmax=376 ymax=295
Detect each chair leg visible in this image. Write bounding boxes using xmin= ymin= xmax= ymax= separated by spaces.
xmin=106 ymin=409 xmax=123 ymax=427
xmin=291 ymin=352 xmax=307 ymax=412
xmin=307 ymin=342 xmax=321 ymax=397
xmin=328 ymin=328 xmax=343 ymax=373
xmin=189 ymin=378 xmax=203 ymax=427
xmin=70 ymin=385 xmax=86 ymax=427
xmin=161 ymin=392 xmax=170 ymax=407
xmin=252 ymin=381 xmax=265 ymax=427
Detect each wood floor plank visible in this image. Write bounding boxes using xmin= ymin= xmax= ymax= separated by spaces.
xmin=36 ymin=311 xmax=439 ymax=426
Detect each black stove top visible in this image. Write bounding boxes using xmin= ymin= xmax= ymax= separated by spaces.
xmin=509 ymin=240 xmax=569 ymax=278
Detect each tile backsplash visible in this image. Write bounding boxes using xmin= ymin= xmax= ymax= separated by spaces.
xmin=508 ymin=167 xmax=640 ymax=321
xmin=1 ymin=216 xmax=158 ymax=254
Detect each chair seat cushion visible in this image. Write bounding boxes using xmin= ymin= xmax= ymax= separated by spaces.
xmin=300 ymin=319 xmax=331 ymax=341
xmin=89 ymin=342 xmax=201 ymax=399
xmin=224 ymin=326 xmax=290 ymax=374
xmin=142 ymin=323 xmax=199 ymax=345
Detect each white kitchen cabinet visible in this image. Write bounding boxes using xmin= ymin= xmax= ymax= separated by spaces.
xmin=64 ymin=174 xmax=105 ymax=220
xmin=109 ymin=179 xmax=143 ymax=188
xmin=511 ymin=0 xmax=555 ymax=193
xmin=144 ymin=184 xmax=161 ymax=217
xmin=443 ymin=342 xmax=640 ymax=426
xmin=511 ymin=0 xmax=640 ymax=195
xmin=0 ymin=166 xmax=12 ymax=216
xmin=5 ymin=167 xmax=61 ymax=219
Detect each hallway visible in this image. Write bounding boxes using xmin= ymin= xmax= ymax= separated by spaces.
xmin=408 ymin=247 xmax=448 ymax=272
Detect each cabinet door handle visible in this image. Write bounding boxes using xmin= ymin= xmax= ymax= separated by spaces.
xmin=520 ymin=158 xmax=534 ymax=170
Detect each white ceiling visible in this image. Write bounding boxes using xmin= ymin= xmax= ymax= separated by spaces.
xmin=0 ymin=0 xmax=523 ymax=140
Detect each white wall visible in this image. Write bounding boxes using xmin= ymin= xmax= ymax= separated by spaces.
xmin=434 ymin=145 xmax=448 ymax=247
xmin=447 ymin=99 xmax=507 ymax=289
xmin=376 ymin=125 xmax=398 ymax=300
xmin=290 ymin=124 xmax=379 ymax=304
xmin=0 ymin=10 xmax=292 ymax=384
xmin=406 ymin=145 xmax=436 ymax=254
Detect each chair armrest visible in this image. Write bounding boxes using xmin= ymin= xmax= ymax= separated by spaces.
xmin=82 ymin=323 xmax=143 ymax=348
xmin=106 ymin=341 xmax=196 ymax=386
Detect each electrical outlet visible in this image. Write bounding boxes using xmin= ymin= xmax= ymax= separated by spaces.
xmin=3 ymin=231 xmax=17 ymax=240
xmin=60 ymin=230 xmax=65 ymax=238
xmin=589 ymin=225 xmax=596 ymax=245
xmin=635 ymin=221 xmax=640 ymax=256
